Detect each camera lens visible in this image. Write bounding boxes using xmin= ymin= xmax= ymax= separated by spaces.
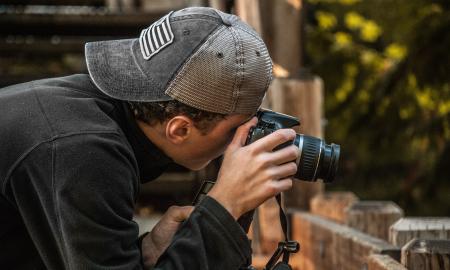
xmin=294 ymin=135 xmax=340 ymax=183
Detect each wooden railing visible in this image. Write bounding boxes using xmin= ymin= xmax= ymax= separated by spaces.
xmin=251 ymin=192 xmax=450 ymax=270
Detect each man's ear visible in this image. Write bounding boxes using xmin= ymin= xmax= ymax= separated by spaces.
xmin=165 ymin=115 xmax=193 ymax=144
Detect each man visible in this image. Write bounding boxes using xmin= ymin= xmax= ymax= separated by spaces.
xmin=0 ymin=7 xmax=298 ymax=269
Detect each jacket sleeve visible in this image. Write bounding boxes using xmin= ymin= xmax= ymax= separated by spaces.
xmin=154 ymin=196 xmax=252 ymax=270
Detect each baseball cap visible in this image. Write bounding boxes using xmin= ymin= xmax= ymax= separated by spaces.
xmin=85 ymin=7 xmax=272 ymax=114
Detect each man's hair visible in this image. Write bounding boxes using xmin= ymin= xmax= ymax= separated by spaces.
xmin=128 ymin=100 xmax=227 ymax=134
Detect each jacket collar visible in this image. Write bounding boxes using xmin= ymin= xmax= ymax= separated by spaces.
xmin=119 ymin=102 xmax=174 ymax=183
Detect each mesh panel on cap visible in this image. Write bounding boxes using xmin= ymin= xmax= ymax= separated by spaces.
xmin=165 ymin=25 xmax=236 ymax=114
xmin=233 ymin=25 xmax=272 ymax=113
xmin=165 ymin=22 xmax=272 ymax=114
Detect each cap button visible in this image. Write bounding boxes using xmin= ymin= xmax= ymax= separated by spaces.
xmin=222 ymin=17 xmax=232 ymax=26
xmin=215 ymin=9 xmax=234 ymax=26
xmin=217 ymin=13 xmax=232 ymax=26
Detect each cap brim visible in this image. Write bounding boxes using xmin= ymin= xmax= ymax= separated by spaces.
xmin=85 ymin=39 xmax=173 ymax=102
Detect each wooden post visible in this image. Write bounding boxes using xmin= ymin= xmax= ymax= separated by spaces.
xmin=401 ymin=239 xmax=450 ymax=270
xmin=345 ymin=201 xmax=404 ymax=241
xmin=389 ymin=217 xmax=450 ymax=247
xmin=251 ymin=254 xmax=268 ymax=270
xmin=310 ymin=191 xmax=359 ymax=223
xmin=249 ymin=76 xmax=325 ymax=256
xmin=235 ymin=0 xmax=324 ymax=260
xmin=257 ymin=199 xmax=285 ymax=254
xmin=234 ymin=0 xmax=278 ymax=258
xmin=247 ymin=0 xmax=304 ymax=74
xmin=367 ymin=254 xmax=407 ymax=270
xmin=268 ymin=77 xmax=324 ymax=209
xmin=234 ymin=0 xmax=263 ymax=33
xmin=208 ymin=0 xmax=228 ymax=12
xmin=290 ymin=211 xmax=400 ymax=270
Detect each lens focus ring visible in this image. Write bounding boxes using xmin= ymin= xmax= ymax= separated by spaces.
xmin=297 ymin=136 xmax=321 ymax=181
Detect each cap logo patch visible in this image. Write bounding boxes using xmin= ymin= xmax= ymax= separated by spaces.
xmin=139 ymin=11 xmax=174 ymax=60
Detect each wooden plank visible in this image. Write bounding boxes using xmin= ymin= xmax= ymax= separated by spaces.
xmin=0 ymin=0 xmax=105 ymax=5
xmin=290 ymin=211 xmax=400 ymax=270
xmin=367 ymin=254 xmax=407 ymax=270
xmin=401 ymin=239 xmax=450 ymax=270
xmin=310 ymin=191 xmax=359 ymax=223
xmin=389 ymin=217 xmax=450 ymax=247
xmin=345 ymin=201 xmax=403 ymax=241
xmin=0 ymin=12 xmax=167 ymax=36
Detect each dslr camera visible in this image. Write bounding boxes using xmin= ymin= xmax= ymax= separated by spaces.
xmin=245 ymin=109 xmax=340 ymax=183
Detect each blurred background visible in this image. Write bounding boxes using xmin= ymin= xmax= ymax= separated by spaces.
xmin=304 ymin=0 xmax=450 ymax=216
xmin=1 ymin=0 xmax=449 ymax=218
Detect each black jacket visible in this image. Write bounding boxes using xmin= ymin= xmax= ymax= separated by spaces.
xmin=0 ymin=74 xmax=251 ymax=269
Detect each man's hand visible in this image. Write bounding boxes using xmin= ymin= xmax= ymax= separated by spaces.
xmin=208 ymin=117 xmax=298 ymax=220
xmin=141 ymin=206 xmax=194 ymax=268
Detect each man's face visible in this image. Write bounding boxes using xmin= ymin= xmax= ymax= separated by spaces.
xmin=175 ymin=113 xmax=253 ymax=170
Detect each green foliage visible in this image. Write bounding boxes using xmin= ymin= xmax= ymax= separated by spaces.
xmin=305 ymin=0 xmax=450 ymax=215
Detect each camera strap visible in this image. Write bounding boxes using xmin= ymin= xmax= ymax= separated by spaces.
xmin=193 ymin=181 xmax=300 ymax=270
xmin=263 ymin=194 xmax=300 ymax=270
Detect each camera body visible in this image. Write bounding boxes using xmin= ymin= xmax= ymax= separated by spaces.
xmin=245 ymin=109 xmax=340 ymax=183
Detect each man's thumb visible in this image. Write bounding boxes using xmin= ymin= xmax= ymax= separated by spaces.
xmin=167 ymin=206 xmax=194 ymax=222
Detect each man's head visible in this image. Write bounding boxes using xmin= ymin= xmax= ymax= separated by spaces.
xmin=128 ymin=99 xmax=253 ymax=170
xmin=85 ymin=7 xmax=272 ymax=169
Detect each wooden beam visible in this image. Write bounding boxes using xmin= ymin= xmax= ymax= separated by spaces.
xmin=310 ymin=191 xmax=359 ymax=223
xmin=346 ymin=201 xmax=404 ymax=241
xmin=0 ymin=12 xmax=167 ymax=36
xmin=401 ymin=239 xmax=450 ymax=270
xmin=290 ymin=211 xmax=400 ymax=270
xmin=368 ymin=254 xmax=407 ymax=270
xmin=389 ymin=217 xmax=450 ymax=247
xmin=0 ymin=0 xmax=105 ymax=5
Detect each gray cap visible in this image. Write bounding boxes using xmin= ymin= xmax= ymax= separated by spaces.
xmin=85 ymin=7 xmax=272 ymax=114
